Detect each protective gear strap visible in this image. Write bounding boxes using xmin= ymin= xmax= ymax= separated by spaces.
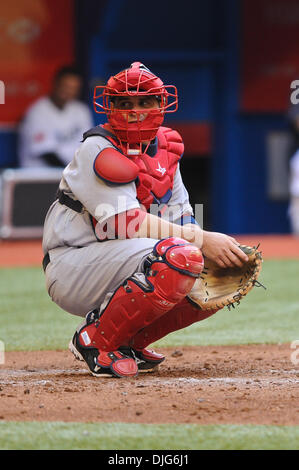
xmin=82 ymin=125 xmax=116 ymax=143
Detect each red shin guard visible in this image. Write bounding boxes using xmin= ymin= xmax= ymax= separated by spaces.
xmin=129 ymin=297 xmax=220 ymax=350
xmin=78 ymin=238 xmax=204 ymax=352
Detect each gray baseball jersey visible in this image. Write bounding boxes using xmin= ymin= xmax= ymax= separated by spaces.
xmin=42 ymin=134 xmax=194 ymax=317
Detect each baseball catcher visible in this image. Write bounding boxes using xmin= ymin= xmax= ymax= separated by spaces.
xmin=42 ymin=62 xmax=263 ymax=378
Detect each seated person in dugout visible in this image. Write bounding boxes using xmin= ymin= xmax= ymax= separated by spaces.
xmin=42 ymin=62 xmax=248 ymax=378
xmin=18 ymin=65 xmax=93 ymax=168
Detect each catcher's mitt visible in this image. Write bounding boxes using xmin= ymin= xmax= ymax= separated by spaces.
xmin=188 ymin=245 xmax=264 ymax=311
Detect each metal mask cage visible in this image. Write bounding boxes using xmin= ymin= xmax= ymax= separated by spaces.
xmin=93 ymin=85 xmax=178 ymax=115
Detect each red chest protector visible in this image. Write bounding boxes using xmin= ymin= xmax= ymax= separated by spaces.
xmin=132 ymin=127 xmax=184 ymax=209
xmin=86 ymin=125 xmax=184 ymax=210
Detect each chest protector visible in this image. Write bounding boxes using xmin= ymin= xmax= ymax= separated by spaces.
xmin=83 ymin=125 xmax=184 ymax=211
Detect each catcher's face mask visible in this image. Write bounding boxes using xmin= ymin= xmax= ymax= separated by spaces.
xmin=93 ymin=62 xmax=178 ymax=155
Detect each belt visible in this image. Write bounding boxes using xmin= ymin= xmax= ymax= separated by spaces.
xmin=57 ymin=189 xmax=84 ymax=213
xmin=42 ymin=252 xmax=50 ymax=272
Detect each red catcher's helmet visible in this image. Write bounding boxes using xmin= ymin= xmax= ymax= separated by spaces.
xmin=93 ymin=62 xmax=178 ymax=155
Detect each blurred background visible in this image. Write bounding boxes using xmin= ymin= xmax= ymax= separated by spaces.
xmin=1 ymin=0 xmax=299 ymax=237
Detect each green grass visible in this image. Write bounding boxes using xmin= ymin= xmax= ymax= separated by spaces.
xmin=0 ymin=259 xmax=298 ymax=351
xmin=0 ymin=421 xmax=298 ymax=450
xmin=0 ymin=267 xmax=79 ymax=350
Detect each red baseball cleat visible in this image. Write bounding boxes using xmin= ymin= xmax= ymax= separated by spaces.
xmin=134 ymin=348 xmax=165 ymax=371
xmin=119 ymin=346 xmax=165 ymax=372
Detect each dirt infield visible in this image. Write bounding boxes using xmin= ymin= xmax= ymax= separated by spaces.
xmin=0 ymin=234 xmax=299 ymax=267
xmin=0 ymin=344 xmax=298 ymax=425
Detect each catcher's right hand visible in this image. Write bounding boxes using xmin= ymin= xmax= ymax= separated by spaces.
xmin=201 ymin=231 xmax=249 ymax=268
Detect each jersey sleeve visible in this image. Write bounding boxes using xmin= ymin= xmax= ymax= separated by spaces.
xmin=61 ymin=136 xmax=141 ymax=225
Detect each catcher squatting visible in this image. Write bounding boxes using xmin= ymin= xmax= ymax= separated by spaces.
xmin=42 ymin=62 xmax=262 ymax=378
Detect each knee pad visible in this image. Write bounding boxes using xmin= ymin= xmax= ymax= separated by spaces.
xmin=142 ymin=236 xmax=204 ymax=304
xmin=77 ymin=237 xmax=204 ymax=352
